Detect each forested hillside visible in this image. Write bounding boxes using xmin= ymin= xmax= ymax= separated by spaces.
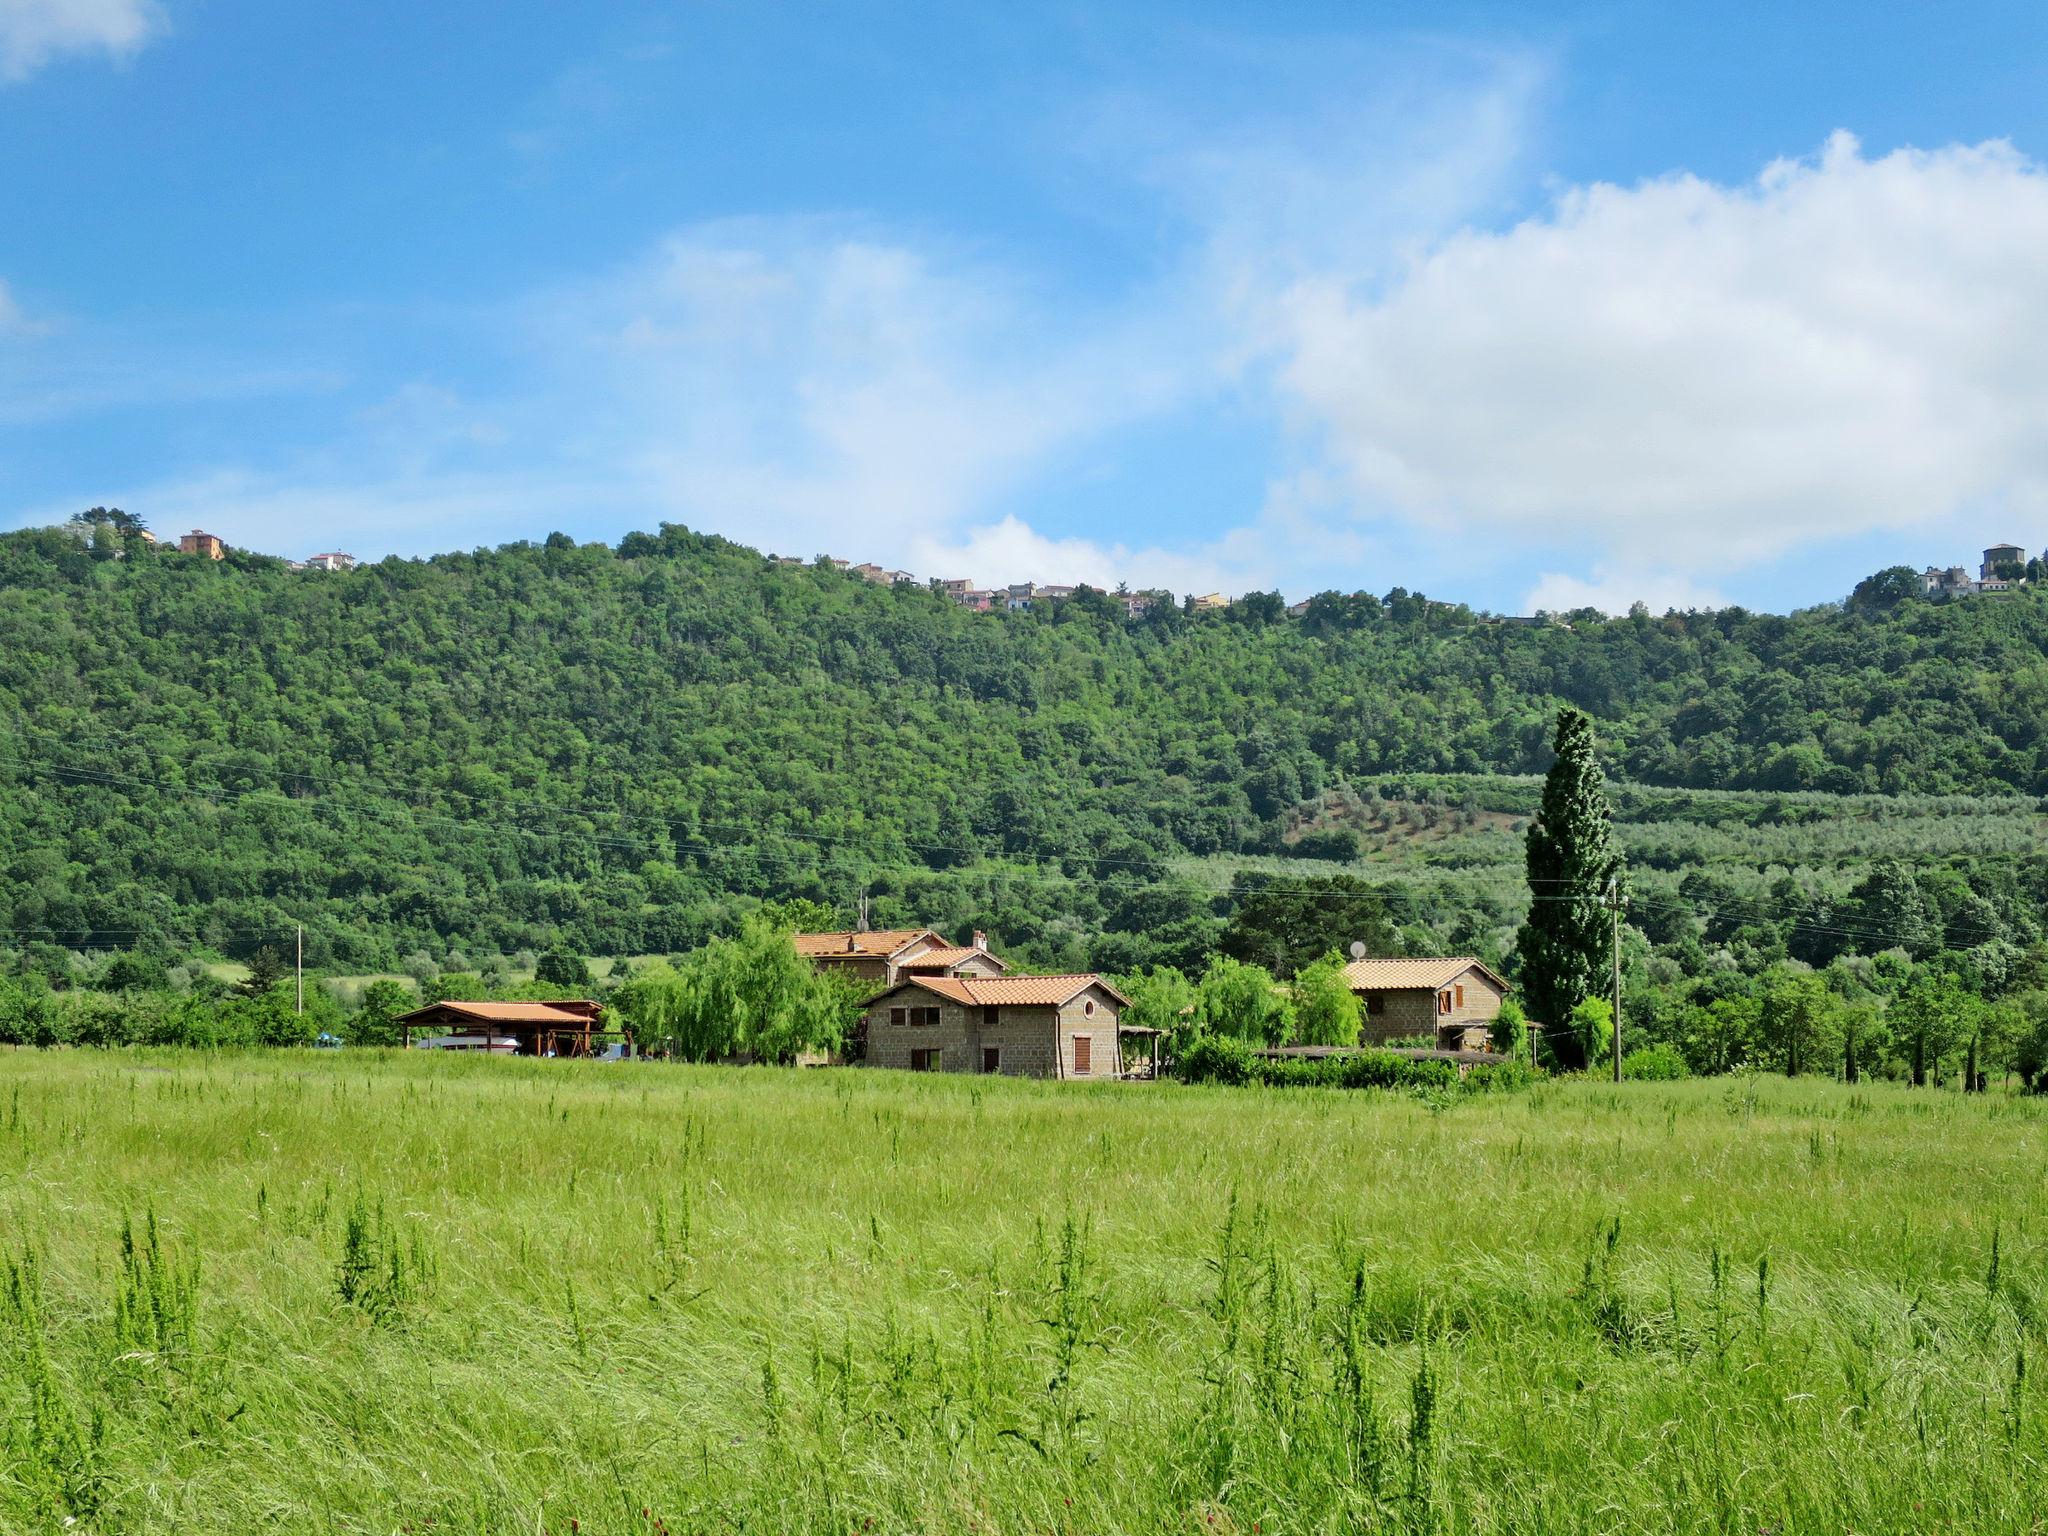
xmin=2 ymin=522 xmax=2045 ymax=972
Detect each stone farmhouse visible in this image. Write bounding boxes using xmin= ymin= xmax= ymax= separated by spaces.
xmin=860 ymin=973 xmax=1128 ymax=1078
xmin=791 ymin=928 xmax=1007 ymax=989
xmin=1344 ymin=957 xmax=1508 ymax=1051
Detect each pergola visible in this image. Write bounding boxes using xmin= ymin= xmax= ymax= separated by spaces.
xmin=394 ymin=999 xmax=629 ymax=1058
xmin=1118 ymin=1023 xmax=1167 ymax=1079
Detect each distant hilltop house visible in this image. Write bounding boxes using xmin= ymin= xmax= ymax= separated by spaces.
xmin=791 ymin=928 xmax=1006 ymax=989
xmin=177 ymin=529 xmax=226 ymax=559
xmin=861 ymin=972 xmax=1129 ymax=1078
xmin=851 ymin=562 xmax=917 ymax=585
xmin=1922 ymin=543 xmax=2045 ymax=597
xmin=1344 ymin=956 xmax=1508 ymax=1053
xmin=821 ymin=557 xmax=1225 ymax=619
xmin=303 ymin=551 xmax=356 ymax=572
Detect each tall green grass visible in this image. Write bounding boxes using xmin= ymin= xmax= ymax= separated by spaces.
xmin=0 ymin=1052 xmax=2041 ymax=1532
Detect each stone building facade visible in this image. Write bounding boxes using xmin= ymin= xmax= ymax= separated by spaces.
xmin=1342 ymin=957 xmax=1509 ymax=1051
xmin=861 ymin=974 xmax=1126 ymax=1079
xmin=792 ymin=929 xmax=1006 ymax=989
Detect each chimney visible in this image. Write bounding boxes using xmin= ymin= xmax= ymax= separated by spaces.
xmin=972 ymin=929 xmax=987 ymax=950
xmin=845 ymin=934 xmax=859 ymax=952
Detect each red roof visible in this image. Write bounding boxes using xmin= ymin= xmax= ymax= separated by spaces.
xmin=899 ymin=945 xmax=1007 ymax=972
xmin=1341 ymin=957 xmax=1507 ymax=993
xmin=869 ymin=973 xmax=1128 ymax=1008
xmin=395 ymin=999 xmax=604 ymax=1027
xmin=791 ymin=929 xmax=942 ymax=959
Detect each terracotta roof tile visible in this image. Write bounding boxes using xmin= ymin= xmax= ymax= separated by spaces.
xmin=873 ymin=973 xmax=1128 ymax=1008
xmin=900 ymin=945 xmax=1007 ymax=971
xmin=396 ymin=1000 xmax=603 ymax=1025
xmin=792 ymin=929 xmax=941 ymax=958
xmin=1341 ymin=957 xmax=1505 ymax=992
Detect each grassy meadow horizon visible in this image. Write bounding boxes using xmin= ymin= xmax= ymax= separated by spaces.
xmin=0 ymin=1049 xmax=2041 ymax=1532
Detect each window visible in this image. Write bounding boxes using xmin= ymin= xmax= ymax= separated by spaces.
xmin=1083 ymin=998 xmax=1095 ymax=1016
xmin=910 ymin=1048 xmax=940 ymax=1072
xmin=890 ymin=1007 xmax=906 ymax=1026
xmin=1366 ymin=994 xmax=1386 ymax=1017
xmin=1454 ymin=984 xmax=1465 ymax=1008
xmin=1437 ymin=991 xmax=1452 ymax=1015
xmin=982 ymin=1046 xmax=1001 ymax=1074
xmin=908 ymin=1006 xmax=940 ymax=1027
xmin=1072 ymin=1035 xmax=1092 ymax=1074
xmin=983 ymin=1005 xmax=1000 ymax=1026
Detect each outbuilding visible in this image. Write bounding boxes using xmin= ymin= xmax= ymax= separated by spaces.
xmin=394 ymin=999 xmax=623 ymax=1058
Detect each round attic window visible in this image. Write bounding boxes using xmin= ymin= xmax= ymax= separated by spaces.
xmin=1084 ymin=999 xmax=1095 ymax=1015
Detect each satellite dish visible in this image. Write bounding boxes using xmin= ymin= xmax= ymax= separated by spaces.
xmin=1348 ymin=941 xmax=1367 ymax=959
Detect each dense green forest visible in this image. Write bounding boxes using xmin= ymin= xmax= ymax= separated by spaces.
xmin=1 ymin=521 xmax=2045 ymax=995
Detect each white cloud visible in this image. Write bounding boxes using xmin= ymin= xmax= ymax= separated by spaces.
xmin=906 ymin=513 xmax=1283 ymax=598
xmin=1523 ymin=567 xmax=1727 ymax=617
xmin=540 ymin=221 xmax=1191 ymax=561
xmin=0 ymin=0 xmax=164 ymax=83
xmin=0 ymin=279 xmax=31 ymax=336
xmin=1277 ymin=133 xmax=2048 ymax=582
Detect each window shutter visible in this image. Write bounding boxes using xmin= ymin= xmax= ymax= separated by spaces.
xmin=1455 ymin=984 xmax=1465 ymax=1008
xmin=1072 ymin=1036 xmax=1092 ymax=1074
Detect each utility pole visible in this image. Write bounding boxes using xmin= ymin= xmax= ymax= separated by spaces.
xmin=1607 ymin=876 xmax=1623 ymax=1082
xmin=295 ymin=924 xmax=304 ymax=1016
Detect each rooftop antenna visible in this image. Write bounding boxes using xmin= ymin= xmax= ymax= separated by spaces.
xmin=1348 ymin=940 xmax=1368 ymax=960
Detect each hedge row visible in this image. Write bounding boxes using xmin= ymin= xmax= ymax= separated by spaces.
xmin=1175 ymin=1034 xmax=1538 ymax=1094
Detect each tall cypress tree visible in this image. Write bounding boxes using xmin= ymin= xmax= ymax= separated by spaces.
xmin=1517 ymin=707 xmax=1624 ymax=1067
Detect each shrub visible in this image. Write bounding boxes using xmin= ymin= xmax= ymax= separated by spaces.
xmin=1174 ymin=1039 xmax=1509 ymax=1097
xmin=1621 ymin=1043 xmax=1692 ymax=1081
xmin=1465 ymin=1058 xmax=1542 ymax=1093
xmin=1175 ymin=1032 xmax=1255 ymax=1085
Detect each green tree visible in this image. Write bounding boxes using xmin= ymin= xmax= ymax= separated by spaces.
xmin=535 ymin=949 xmax=593 ymax=989
xmin=1758 ymin=967 xmax=1839 ymax=1077
xmin=1218 ymin=873 xmax=1395 ymax=979
xmin=1518 ymin=708 xmax=1625 ymax=1068
xmin=1115 ymin=966 xmax=1197 ymax=1038
xmin=1288 ymin=951 xmax=1362 ymax=1046
xmin=2012 ymin=991 xmax=2048 ymax=1090
xmin=353 ymin=978 xmax=418 ymax=1046
xmin=1193 ymin=955 xmax=1295 ymax=1046
xmin=1569 ymin=996 xmax=1613 ymax=1069
xmin=240 ymin=947 xmax=287 ymax=998
xmin=1682 ymin=996 xmax=1765 ymax=1075
xmin=1888 ymin=971 xmax=1976 ymax=1086
xmin=615 ymin=918 xmax=858 ymax=1064
xmin=1490 ymin=995 xmax=1529 ymax=1058
xmin=1837 ymin=999 xmax=1891 ymax=1084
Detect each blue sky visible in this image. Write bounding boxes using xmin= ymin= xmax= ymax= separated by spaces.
xmin=7 ymin=1 xmax=2048 ymax=612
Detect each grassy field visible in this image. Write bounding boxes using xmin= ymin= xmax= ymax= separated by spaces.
xmin=0 ymin=1054 xmax=2043 ymax=1533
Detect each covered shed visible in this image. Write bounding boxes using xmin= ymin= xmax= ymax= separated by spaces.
xmin=394 ymin=999 xmax=623 ymax=1058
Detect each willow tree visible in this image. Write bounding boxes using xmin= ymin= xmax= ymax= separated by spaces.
xmin=1517 ymin=707 xmax=1624 ymax=1068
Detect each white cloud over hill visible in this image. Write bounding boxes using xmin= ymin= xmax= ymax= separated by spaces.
xmin=1274 ymin=133 xmax=2048 ymax=599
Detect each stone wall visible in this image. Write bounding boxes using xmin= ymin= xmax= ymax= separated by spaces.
xmin=861 ymin=985 xmax=1124 ymax=1079
xmin=1356 ymin=968 xmax=1506 ymax=1048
